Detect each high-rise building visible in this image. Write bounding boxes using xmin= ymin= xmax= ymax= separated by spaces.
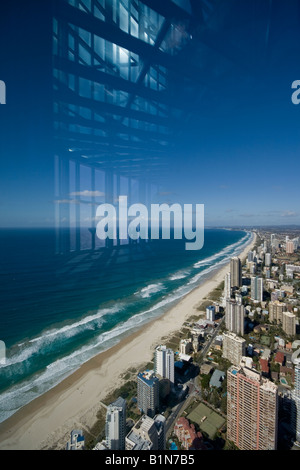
xmin=227 ymin=359 xmax=278 ymax=450
xmin=293 ymin=238 xmax=299 ymax=250
xmin=225 ymin=299 xmax=245 ymax=336
xmin=222 ymin=332 xmax=246 ymax=366
xmin=278 ymin=390 xmax=297 ymax=442
xmin=282 ymin=312 xmax=296 ymax=337
xmin=292 ymin=365 xmax=300 ymax=442
xmin=248 ymin=251 xmax=254 ymax=263
xmin=105 ymin=397 xmax=126 ymax=450
xmin=154 ymin=345 xmax=174 ymax=384
xmin=206 ymin=305 xmax=216 ymax=322
xmin=269 ymin=301 xmax=286 ymax=324
xmin=265 ymin=253 xmax=271 ymax=267
xmin=286 ymin=241 xmax=295 ymax=254
xmin=251 ymin=276 xmax=263 ymax=302
xmin=137 ymin=370 xmax=159 ymax=418
xmin=125 ymin=414 xmax=166 ymax=450
xmin=230 ymin=257 xmax=242 ymax=289
xmin=224 ymin=272 xmax=231 ymax=305
xmin=248 ymin=261 xmax=256 ymax=274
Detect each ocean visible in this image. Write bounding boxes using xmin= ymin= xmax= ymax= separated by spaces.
xmin=0 ymin=228 xmax=252 ymax=423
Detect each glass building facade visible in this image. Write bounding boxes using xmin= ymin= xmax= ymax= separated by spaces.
xmin=52 ymin=0 xmax=199 ymax=252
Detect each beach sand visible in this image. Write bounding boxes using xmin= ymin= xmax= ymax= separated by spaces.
xmin=0 ymin=232 xmax=257 ymax=450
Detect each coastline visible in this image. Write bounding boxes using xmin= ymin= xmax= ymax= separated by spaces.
xmin=0 ymin=231 xmax=257 ymax=450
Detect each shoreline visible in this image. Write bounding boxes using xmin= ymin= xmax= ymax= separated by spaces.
xmin=0 ymin=231 xmax=257 ymax=450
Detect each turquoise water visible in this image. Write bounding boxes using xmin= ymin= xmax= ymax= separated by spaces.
xmin=0 ymin=228 xmax=252 ymax=422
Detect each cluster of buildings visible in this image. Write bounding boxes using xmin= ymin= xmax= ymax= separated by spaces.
xmin=220 ymin=231 xmax=300 ymax=450
xmin=66 ymin=230 xmax=300 ymax=452
xmin=93 ymin=395 xmax=166 ymax=451
xmin=91 ymin=344 xmax=176 ymax=451
xmin=179 ymin=318 xmax=216 ymax=358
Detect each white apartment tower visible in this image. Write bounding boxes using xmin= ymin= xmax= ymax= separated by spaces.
xmin=224 ymin=272 xmax=231 ymax=299
xmin=206 ymin=305 xmax=216 ymax=322
xmin=282 ymin=312 xmax=296 ymax=337
xmin=154 ymin=345 xmax=175 ymax=384
xmin=105 ymin=397 xmax=126 ymax=450
xmin=265 ymin=253 xmax=272 ymax=267
xmin=269 ymin=301 xmax=287 ymax=324
xmin=222 ymin=332 xmax=246 ymax=366
xmin=223 ymin=271 xmax=231 ymax=307
xmin=137 ymin=371 xmax=159 ymax=418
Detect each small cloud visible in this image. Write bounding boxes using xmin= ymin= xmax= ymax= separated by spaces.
xmin=280 ymin=211 xmax=298 ymax=218
xmin=262 ymin=210 xmax=281 ymax=216
xmin=225 ymin=209 xmax=236 ymax=213
xmin=239 ymin=213 xmax=255 ymax=218
xmin=219 ymin=185 xmax=229 ymax=190
xmin=69 ymin=190 xmax=105 ymax=198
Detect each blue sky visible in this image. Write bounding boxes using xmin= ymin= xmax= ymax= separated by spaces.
xmin=1 ymin=1 xmax=300 ymax=228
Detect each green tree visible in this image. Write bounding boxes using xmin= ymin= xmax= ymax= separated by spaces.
xmin=220 ymin=395 xmax=227 ymax=414
xmin=210 ymin=389 xmax=221 ymax=409
xmin=200 ymin=373 xmax=211 ymax=390
xmin=225 ymin=440 xmax=239 ymax=450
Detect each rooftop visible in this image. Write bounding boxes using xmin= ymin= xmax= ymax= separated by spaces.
xmin=275 ymin=351 xmax=285 ymax=364
xmin=259 ymin=358 xmax=269 ymax=374
xmin=209 ymin=369 xmax=225 ymax=389
xmin=138 ymin=370 xmax=159 ymax=385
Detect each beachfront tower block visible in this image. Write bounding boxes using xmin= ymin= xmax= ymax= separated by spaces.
xmin=154 ymin=345 xmax=175 ymax=384
xmin=137 ymin=371 xmax=159 ymax=418
xmin=105 ymin=397 xmax=126 ymax=450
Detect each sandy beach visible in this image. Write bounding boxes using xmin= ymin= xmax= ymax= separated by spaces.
xmin=0 ymin=232 xmax=257 ymax=450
